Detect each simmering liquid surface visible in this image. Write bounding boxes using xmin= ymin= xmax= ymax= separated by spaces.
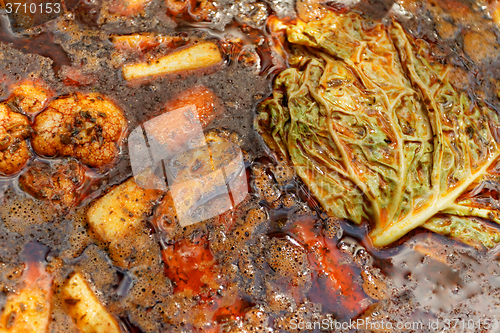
xmin=1 ymin=0 xmax=500 ymax=332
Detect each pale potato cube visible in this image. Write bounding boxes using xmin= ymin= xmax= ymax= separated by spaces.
xmin=0 ymin=289 xmax=51 ymax=333
xmin=86 ymin=178 xmax=162 ymax=243
xmin=122 ymin=42 xmax=223 ymax=80
xmin=491 ymin=1 xmax=500 ymax=26
xmin=62 ymin=273 xmax=120 ymax=333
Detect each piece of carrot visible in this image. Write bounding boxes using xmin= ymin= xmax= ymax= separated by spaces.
xmin=142 ymin=85 xmax=222 ymax=155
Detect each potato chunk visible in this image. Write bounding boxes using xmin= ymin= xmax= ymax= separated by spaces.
xmin=62 ymin=273 xmax=120 ymax=333
xmin=163 ymin=85 xmax=222 ymax=128
xmin=0 ymin=262 xmax=52 ymax=333
xmin=31 ymin=93 xmax=127 ymax=169
xmin=87 ymin=178 xmax=163 ymax=268
xmin=0 ymin=289 xmax=50 ymax=333
xmin=122 ymin=42 xmax=223 ymax=80
xmin=86 ymin=178 xmax=162 ymax=244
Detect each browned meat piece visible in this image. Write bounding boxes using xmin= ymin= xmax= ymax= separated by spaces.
xmin=19 ymin=159 xmax=86 ymax=211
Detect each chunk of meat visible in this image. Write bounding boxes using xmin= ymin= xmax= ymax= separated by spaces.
xmin=62 ymin=272 xmax=121 ymax=333
xmin=31 ymin=93 xmax=127 ymax=169
xmin=463 ymin=30 xmax=499 ymax=63
xmin=150 ymin=129 xmax=247 ymax=232
xmin=266 ymin=16 xmax=291 ymax=71
xmin=108 ymin=0 xmax=151 ymax=16
xmin=160 ymin=235 xmax=249 ymax=331
xmin=166 ymin=140 xmax=246 ymax=227
xmin=289 ymin=217 xmax=369 ymax=318
xmin=0 ymin=104 xmax=31 ymax=175
xmin=162 ymin=235 xmax=217 ymax=294
xmin=59 ymin=67 xmax=98 ymax=87
xmin=5 ymin=81 xmax=52 ymax=116
xmin=19 ymin=159 xmax=86 ymax=211
xmin=143 ymin=86 xmax=223 ymax=155
xmin=166 ymin=85 xmax=222 ymax=127
xmin=165 ymin=0 xmax=216 ymax=21
xmin=492 ymin=1 xmax=500 ymax=26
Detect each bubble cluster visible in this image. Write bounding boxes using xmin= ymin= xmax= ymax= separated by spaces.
xmin=274 ymin=301 xmax=323 ymax=333
xmin=266 ymin=237 xmax=307 ymax=278
xmin=252 ymin=163 xmax=281 ymax=203
xmin=229 ymin=306 xmax=271 ymax=333
xmin=270 ymin=161 xmax=296 ymax=186
xmin=0 ymin=194 xmax=58 ymax=236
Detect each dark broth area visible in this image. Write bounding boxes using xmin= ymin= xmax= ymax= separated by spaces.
xmin=1 ymin=0 xmax=500 ymax=332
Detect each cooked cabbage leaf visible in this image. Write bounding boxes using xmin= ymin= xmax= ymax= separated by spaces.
xmin=423 ymin=215 xmax=500 ymax=250
xmin=256 ymin=12 xmax=500 ymax=247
